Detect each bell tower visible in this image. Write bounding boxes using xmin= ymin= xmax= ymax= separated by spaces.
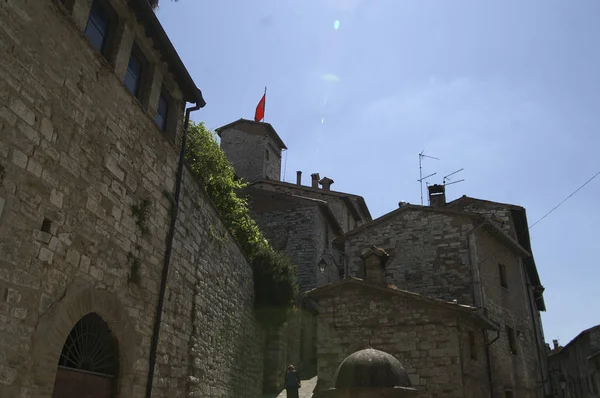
xmin=216 ymin=119 xmax=287 ymax=182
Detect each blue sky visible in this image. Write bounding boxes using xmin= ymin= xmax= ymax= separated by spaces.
xmin=156 ymin=0 xmax=600 ymax=344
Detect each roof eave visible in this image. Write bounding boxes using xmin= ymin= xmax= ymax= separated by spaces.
xmin=129 ymin=0 xmax=205 ymax=106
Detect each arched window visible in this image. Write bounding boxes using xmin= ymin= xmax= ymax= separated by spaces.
xmin=53 ymin=313 xmax=119 ymax=398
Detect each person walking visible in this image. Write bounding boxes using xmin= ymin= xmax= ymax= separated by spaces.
xmin=284 ymin=364 xmax=301 ymax=398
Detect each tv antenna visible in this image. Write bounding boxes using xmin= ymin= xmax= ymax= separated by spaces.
xmin=418 ymin=150 xmax=440 ymax=206
xmin=443 ymin=168 xmax=465 ymax=186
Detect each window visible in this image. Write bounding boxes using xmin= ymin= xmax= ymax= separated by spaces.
xmin=266 ymin=148 xmax=270 ymax=160
xmin=505 ymin=391 xmax=514 ymax=398
xmin=469 ymin=331 xmax=478 ymax=360
xmin=506 ymin=326 xmax=518 ymax=355
xmin=85 ymin=0 xmax=111 ymax=53
xmin=124 ymin=47 xmax=145 ymax=99
xmin=155 ymin=93 xmax=169 ymax=131
xmin=499 ymin=263 xmax=508 ymax=289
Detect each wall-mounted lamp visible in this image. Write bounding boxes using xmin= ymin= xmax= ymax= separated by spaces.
xmin=318 ymin=258 xmax=327 ymax=274
xmin=558 ymin=373 xmax=566 ymax=390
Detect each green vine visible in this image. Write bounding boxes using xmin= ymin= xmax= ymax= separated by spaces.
xmin=131 ymin=198 xmax=152 ymax=235
xmin=185 ymin=122 xmax=298 ymax=328
xmin=127 ymin=252 xmax=141 ymax=285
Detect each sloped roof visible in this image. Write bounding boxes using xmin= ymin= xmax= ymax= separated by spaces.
xmin=249 ymin=179 xmax=372 ymax=222
xmin=447 ymin=196 xmax=546 ymax=311
xmin=548 ymin=324 xmax=600 ymax=357
xmin=306 ymin=277 xmax=498 ymax=330
xmin=129 ymin=0 xmax=205 ymax=105
xmin=215 ymin=118 xmax=287 ymax=150
xmin=334 ymin=204 xmax=530 ymax=257
xmin=243 ymin=188 xmax=343 ymax=235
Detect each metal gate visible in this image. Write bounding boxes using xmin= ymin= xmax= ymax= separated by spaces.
xmin=51 ymin=313 xmax=119 ymax=398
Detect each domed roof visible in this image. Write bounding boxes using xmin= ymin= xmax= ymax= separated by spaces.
xmin=333 ymin=348 xmax=412 ymax=389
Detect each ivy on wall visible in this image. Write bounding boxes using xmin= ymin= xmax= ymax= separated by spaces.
xmin=185 ymin=122 xmax=298 ymax=327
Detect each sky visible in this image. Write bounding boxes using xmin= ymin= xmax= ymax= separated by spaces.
xmin=156 ymin=0 xmax=600 ymax=345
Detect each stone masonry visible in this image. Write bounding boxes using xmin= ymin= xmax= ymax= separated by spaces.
xmin=0 ymin=1 xmax=263 ymax=397
xmin=308 ymin=278 xmax=494 ymax=398
xmin=548 ymin=325 xmax=600 ymax=397
xmin=335 ymin=202 xmax=545 ymax=397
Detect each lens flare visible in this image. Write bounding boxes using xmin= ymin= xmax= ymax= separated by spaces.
xmin=334 ymin=20 xmax=340 ymax=30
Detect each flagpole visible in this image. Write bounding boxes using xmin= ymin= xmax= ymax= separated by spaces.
xmin=264 ymin=86 xmax=267 ymax=122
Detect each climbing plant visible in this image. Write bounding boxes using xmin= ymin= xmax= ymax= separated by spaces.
xmin=185 ymin=122 xmax=298 ymax=326
xmin=131 ymin=198 xmax=152 ymax=235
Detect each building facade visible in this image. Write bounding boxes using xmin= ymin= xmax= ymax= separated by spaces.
xmin=548 ymin=326 xmax=600 ymax=398
xmin=0 ymin=1 xmax=264 ymax=397
xmin=310 ymin=185 xmax=550 ymax=397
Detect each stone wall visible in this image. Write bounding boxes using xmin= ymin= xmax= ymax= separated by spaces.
xmin=250 ymin=181 xmax=361 ymax=234
xmin=312 ymin=282 xmax=490 ymax=398
xmin=341 ymin=208 xmax=476 ymax=305
xmin=251 ymin=205 xmax=319 ymax=292
xmin=548 ymin=326 xmax=600 ymax=398
xmin=219 ymin=127 xmax=270 ymax=183
xmin=475 ymin=228 xmax=542 ymax=397
xmin=0 ymin=1 xmax=263 ymax=397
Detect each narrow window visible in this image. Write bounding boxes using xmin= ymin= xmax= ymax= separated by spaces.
xmin=155 ymin=93 xmax=169 ymax=132
xmin=499 ymin=263 xmax=508 ymax=288
xmin=124 ymin=47 xmax=144 ymax=99
xmin=469 ymin=331 xmax=478 ymax=360
xmin=85 ymin=0 xmax=110 ymax=53
xmin=266 ymin=148 xmax=270 ymax=160
xmin=506 ymin=326 xmax=518 ymax=355
xmin=505 ymin=391 xmax=514 ymax=398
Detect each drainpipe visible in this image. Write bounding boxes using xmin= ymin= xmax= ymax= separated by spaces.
xmin=467 ymin=221 xmax=499 ymax=397
xmin=146 ymin=91 xmax=205 ymax=398
xmin=486 ymin=329 xmax=501 ymax=398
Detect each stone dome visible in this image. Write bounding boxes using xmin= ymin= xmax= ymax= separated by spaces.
xmin=333 ymin=348 xmax=412 ymax=389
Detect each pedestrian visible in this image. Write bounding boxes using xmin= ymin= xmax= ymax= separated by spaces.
xmin=284 ymin=364 xmax=301 ymax=398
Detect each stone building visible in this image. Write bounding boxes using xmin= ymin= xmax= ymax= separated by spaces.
xmin=306 ymin=185 xmax=550 ymax=397
xmin=548 ymin=325 xmax=600 ymax=397
xmin=0 ymin=1 xmax=264 ymax=397
xmin=217 ymin=119 xmax=372 ymax=391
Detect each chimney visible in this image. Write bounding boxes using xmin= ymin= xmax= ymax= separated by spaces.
xmin=553 ymin=340 xmax=559 ymax=351
xmin=311 ymin=173 xmax=320 ymax=188
xmin=319 ymin=176 xmax=335 ymax=191
xmin=296 ymin=171 xmax=302 ymax=186
xmin=428 ymin=184 xmax=446 ymax=207
xmin=360 ymin=246 xmax=389 ymax=285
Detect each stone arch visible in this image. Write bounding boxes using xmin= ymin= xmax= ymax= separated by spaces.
xmin=31 ymin=279 xmax=139 ymax=397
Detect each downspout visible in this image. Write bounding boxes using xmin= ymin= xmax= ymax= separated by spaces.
xmin=467 ymin=221 xmax=499 ymax=397
xmin=486 ymin=329 xmax=501 ymax=398
xmin=146 ymin=91 xmax=205 ymax=398
xmin=525 ymin=279 xmax=548 ymax=396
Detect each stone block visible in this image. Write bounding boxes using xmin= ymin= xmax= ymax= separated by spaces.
xmin=32 ymin=230 xmax=51 ymax=244
xmin=65 ymin=249 xmax=81 ymax=267
xmin=11 ymin=149 xmax=27 ymax=169
xmin=9 ymin=97 xmax=35 ymax=126
xmin=38 ymin=247 xmax=54 ymax=264
xmin=105 ymin=154 xmax=125 ymax=181
xmin=26 ymin=157 xmax=42 ymax=177
xmin=50 ymin=188 xmax=63 ymax=209
xmin=0 ymin=197 xmax=5 ymax=219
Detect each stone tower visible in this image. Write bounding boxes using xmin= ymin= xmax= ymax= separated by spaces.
xmin=216 ymin=119 xmax=287 ymax=182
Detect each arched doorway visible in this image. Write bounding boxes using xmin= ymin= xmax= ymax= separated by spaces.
xmin=51 ymin=313 xmax=119 ymax=398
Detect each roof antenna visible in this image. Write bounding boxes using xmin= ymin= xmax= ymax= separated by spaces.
xmin=443 ymin=168 xmax=465 ymax=186
xmin=418 ymin=150 xmax=439 ymax=206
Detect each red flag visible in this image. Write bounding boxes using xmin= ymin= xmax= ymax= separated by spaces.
xmin=254 ymin=93 xmax=265 ymax=122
